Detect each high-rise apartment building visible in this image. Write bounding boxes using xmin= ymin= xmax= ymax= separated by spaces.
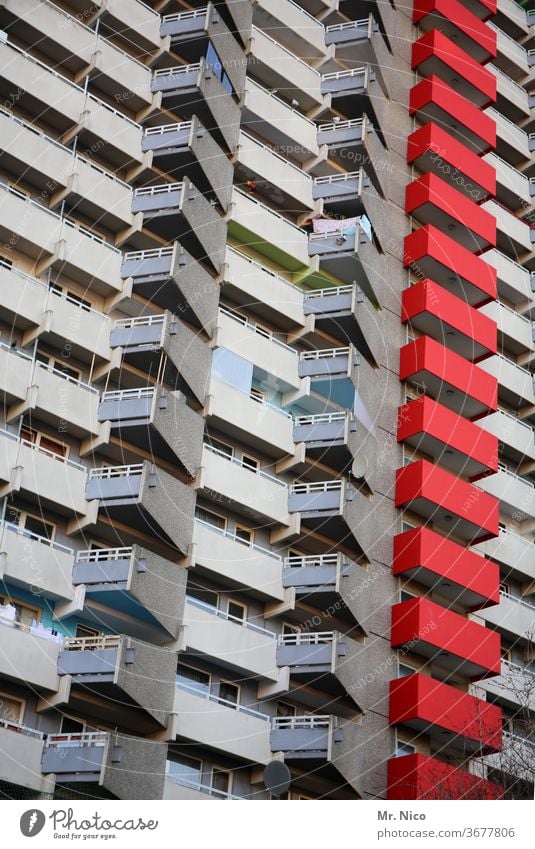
xmin=0 ymin=0 xmax=533 ymax=802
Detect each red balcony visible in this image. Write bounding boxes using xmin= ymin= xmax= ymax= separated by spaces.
xmin=389 ymin=673 xmax=502 ymax=753
xmin=413 ymin=1 xmax=497 ymax=64
xmin=404 ymin=224 xmax=496 ymax=307
xmin=410 ymin=76 xmax=496 ymax=155
xmin=412 ymin=31 xmax=496 ymax=109
xmin=393 ymin=526 xmax=500 ymax=610
xmin=397 ymin=396 xmax=498 ymax=479
xmin=466 ymin=0 xmax=496 ymax=20
xmin=406 ymin=173 xmax=496 ymax=252
xmin=391 ymin=597 xmax=501 ymax=679
xmin=401 ymin=280 xmax=496 ymax=362
xmin=407 ymin=123 xmax=496 ymax=203
xmin=387 ymin=753 xmax=503 ymax=800
xmin=399 ymin=336 xmax=498 ymax=419
xmin=395 ymin=459 xmax=499 ymax=542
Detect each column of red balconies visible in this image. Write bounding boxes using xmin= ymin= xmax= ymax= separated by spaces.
xmin=389 ymin=0 xmax=503 ymax=800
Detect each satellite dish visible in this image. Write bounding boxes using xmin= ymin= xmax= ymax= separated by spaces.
xmin=263 ymin=760 xmax=292 ymax=797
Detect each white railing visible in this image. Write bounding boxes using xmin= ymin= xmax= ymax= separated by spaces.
xmin=500 ymin=589 xmax=535 ymax=610
xmin=226 ymin=246 xmax=298 ymax=295
xmin=0 ymin=340 xmax=33 ymax=361
xmin=498 ymin=463 xmax=535 ymax=488
xmin=144 ymin=121 xmax=192 ymax=137
xmin=272 ymin=715 xmax=331 ymax=730
xmin=284 ymin=553 xmax=339 ymax=568
xmin=100 ymin=387 xmax=155 ymax=402
xmin=62 ymin=635 xmax=121 ymax=651
xmin=114 ymin=314 xmax=165 ymax=328
xmin=314 ymin=171 xmax=360 ymax=186
xmin=300 ymin=346 xmax=350 ymax=360
xmin=318 ymin=117 xmax=363 ymax=133
xmin=502 ymin=658 xmax=535 ymax=680
xmin=88 ymin=464 xmax=144 ymax=479
xmin=249 ymin=390 xmax=293 ymax=420
xmin=0 ymin=719 xmax=44 ymax=739
xmin=62 ymin=216 xmax=121 ymax=253
xmin=288 ymin=0 xmax=324 ymax=27
xmin=194 ymin=518 xmax=282 ymax=561
xmin=251 ymin=25 xmax=320 ymax=76
xmin=304 ymin=284 xmax=353 ymax=299
xmin=0 ymin=426 xmax=86 ymax=471
xmin=0 ymin=519 xmax=74 ymax=555
xmin=495 ymin=408 xmax=534 ymax=435
xmin=495 ymin=299 xmax=532 ymax=324
xmin=134 ymin=182 xmax=183 ymax=197
xmin=326 ymin=19 xmax=369 ymax=32
xmin=290 ymin=480 xmax=343 ymax=494
xmin=234 ymin=187 xmax=307 ymax=234
xmin=123 ymin=246 xmax=174 ymax=262
xmin=153 ymin=63 xmax=201 ymax=78
xmin=219 ymin=305 xmax=297 ymax=354
xmin=244 ymin=77 xmax=316 ymax=126
xmin=165 ymin=772 xmax=246 ymax=800
xmin=162 ymin=8 xmax=207 ymax=23
xmin=35 ymin=360 xmax=99 ymax=395
xmin=489 ymin=62 xmax=528 ymax=95
xmin=175 ymin=680 xmax=269 ymax=720
xmin=503 ymin=730 xmax=535 ymax=751
xmin=203 ymin=443 xmax=287 ymax=487
xmin=76 ymin=547 xmax=134 ymax=563
xmin=278 ymin=631 xmax=335 ymax=646
xmin=48 ymin=285 xmax=107 ymax=318
xmin=322 ymin=67 xmax=367 ymax=82
xmin=45 ymin=732 xmax=108 ymax=748
xmin=239 ymin=130 xmax=312 ymax=180
xmin=186 ymin=595 xmax=276 ymax=637
xmin=498 ymin=525 xmax=535 ymax=549
xmin=494 ymin=352 xmax=534 ymax=378
xmin=293 ymin=411 xmax=347 ymax=426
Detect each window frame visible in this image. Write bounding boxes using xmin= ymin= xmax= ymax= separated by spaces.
xmin=0 ymin=690 xmax=25 ymax=724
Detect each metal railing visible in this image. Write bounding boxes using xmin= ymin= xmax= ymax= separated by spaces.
xmin=203 ymin=443 xmax=288 ymax=487
xmin=0 ymin=519 xmax=74 ymax=555
xmin=284 ymin=553 xmax=339 ymax=568
xmin=123 ymin=246 xmax=174 ymax=262
xmin=0 ymin=719 xmax=44 ymax=739
xmin=293 ymin=411 xmax=347 ymax=426
xmin=300 ymin=346 xmax=351 ymax=360
xmin=100 ymin=387 xmax=155 ymax=402
xmin=114 ymin=314 xmax=165 ymax=329
xmin=153 ymin=63 xmax=201 ymax=78
xmin=326 ymin=19 xmax=369 ymax=32
xmin=194 ymin=518 xmax=282 ymax=561
xmin=162 ymin=8 xmax=207 ymax=23
xmin=497 ymin=463 xmax=535 ymax=488
xmin=45 ymin=732 xmax=108 ymax=748
xmin=88 ymin=463 xmax=144 ymax=479
xmin=48 ymin=285 xmax=107 ymax=318
xmin=165 ymin=771 xmax=246 ymax=800
xmin=314 ymin=171 xmax=360 ymax=186
xmin=62 ymin=635 xmax=121 ymax=651
xmin=290 ymin=480 xmax=343 ymax=494
xmin=133 ymin=182 xmax=183 ymax=197
xmin=0 ymin=426 xmax=86 ymax=471
xmin=219 ymin=305 xmax=297 ymax=354
xmin=76 ymin=547 xmax=134 ymax=563
xmin=272 ymin=715 xmax=330 ymax=729
xmin=318 ymin=117 xmax=363 ymax=133
xmin=144 ymin=121 xmax=192 ymax=136
xmin=304 ymin=284 xmax=354 ymax=299
xmin=186 ymin=595 xmax=276 ymax=637
xmin=35 ymin=360 xmax=99 ymax=395
xmin=322 ymin=67 xmax=367 ymax=82
xmin=499 ymin=589 xmax=535 ymax=610
xmin=278 ymin=631 xmax=335 ymax=646
xmin=248 ymin=389 xmax=293 ymax=420
xmin=175 ymin=680 xmax=269 ymax=720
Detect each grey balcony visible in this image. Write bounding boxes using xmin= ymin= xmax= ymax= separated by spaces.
xmin=321 ymin=66 xmax=371 ymax=97
xmin=58 ymin=634 xmax=176 ymax=730
xmin=120 ymin=246 xmax=219 ymax=336
xmin=270 ymin=715 xmax=337 ymax=760
xmin=304 ymin=284 xmax=381 ymax=365
xmin=292 ymin=411 xmax=376 ymax=480
xmin=325 ymin=17 xmax=379 ymax=62
xmin=85 ymin=462 xmax=195 ymax=558
xmin=142 ymin=117 xmax=233 ymax=210
xmin=72 ymin=544 xmax=187 ymax=642
xmin=308 ymin=224 xmax=379 ymax=304
xmin=132 ymin=177 xmax=225 ymax=269
xmin=317 ymin=117 xmax=366 ymax=152
xmin=151 ymin=58 xmax=241 ymax=153
xmin=288 ymin=479 xmax=375 ymax=556
xmin=313 ymin=170 xmax=368 ymax=217
xmin=0 ymin=721 xmax=53 ymax=795
xmin=42 ymin=732 xmax=167 ymax=799
xmin=98 ymin=386 xmax=203 ymax=476
xmin=110 ymin=312 xmax=211 ymax=405
xmin=299 ymin=346 xmax=357 ymax=380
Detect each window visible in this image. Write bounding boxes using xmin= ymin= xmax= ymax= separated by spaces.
xmin=500 ymin=581 xmax=510 ymax=596
xmin=205 ymin=42 xmax=233 ymax=94
xmin=206 ymin=437 xmax=233 ymax=458
xmin=396 ymin=740 xmax=416 ymax=757
xmin=227 ymin=600 xmax=247 ymax=622
xmin=210 ymin=767 xmax=232 ymax=796
xmin=219 ymin=681 xmax=239 ymax=707
xmin=398 ymin=662 xmax=416 ymax=677
xmin=195 ymin=506 xmax=227 ymax=531
xmin=36 ymin=350 xmax=82 ymax=381
xmin=241 ymin=453 xmax=259 ymax=471
xmin=167 ymin=755 xmax=202 ymax=787
xmin=282 ymin=622 xmax=300 ymax=635
xmin=0 ymin=596 xmax=41 ymax=627
xmin=188 ymin=585 xmax=218 ymax=608
xmin=235 ymin=523 xmax=254 ymax=545
xmin=8 ymin=507 xmax=56 ymax=543
xmin=75 ymin=624 xmax=100 ymax=638
xmin=176 ymin=663 xmax=210 ymax=695
xmin=250 ymin=387 xmax=266 ymax=404
xmin=48 ymin=283 xmax=91 ymax=311
xmin=0 ymin=692 xmax=24 ymax=724
xmin=400 ymin=590 xmax=415 ymax=602
xmin=20 ymin=425 xmax=69 ymax=459
xmin=277 ymin=701 xmax=296 ymax=718
xmin=0 ymin=254 xmax=13 ymax=269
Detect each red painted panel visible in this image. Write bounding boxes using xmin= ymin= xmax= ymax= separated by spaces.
xmin=401 ymin=279 xmax=497 ymax=358
xmin=387 ymin=754 xmax=503 ymax=800
xmin=393 ymin=526 xmax=500 ymax=609
xmin=395 ymin=459 xmax=500 ymax=541
xmin=389 ymin=673 xmax=502 ymax=752
xmin=404 ymin=224 xmax=496 ymax=306
xmin=391 ymin=597 xmax=501 ymax=678
xmin=412 ymin=31 xmax=496 ymax=107
xmin=410 ymin=76 xmax=496 ymax=153
xmin=399 ymin=336 xmax=498 ymax=414
xmin=397 ymin=395 xmax=498 ymax=474
xmin=406 ymin=173 xmax=496 ymax=249
xmin=413 ymin=0 xmax=497 ymax=61
xmin=407 ymin=123 xmax=496 ymax=201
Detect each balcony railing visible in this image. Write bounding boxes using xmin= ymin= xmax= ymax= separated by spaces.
xmin=233 ymin=188 xmax=307 ymax=234
xmin=175 ymin=680 xmax=269 ymax=720
xmin=272 ymin=715 xmax=330 ymax=730
xmin=251 ymin=25 xmax=321 ymax=76
xmin=321 ymin=67 xmax=368 ymax=84
xmin=277 ymin=631 xmax=335 ymax=646
xmin=284 ymin=553 xmax=339 ymax=568
xmin=88 ymin=464 xmax=144 ymax=480
xmin=290 ymin=480 xmax=343 ymax=495
xmin=203 ymin=443 xmax=288 ymax=487
xmin=305 ymin=285 xmax=354 ymax=299
xmin=133 ymin=182 xmax=183 ymax=199
xmin=165 ymin=770 xmax=246 ymax=800
xmin=153 ymin=63 xmax=201 ymax=79
xmin=186 ymin=595 xmax=276 ymax=637
xmin=239 ymin=131 xmax=312 ymax=180
xmin=45 ymin=732 xmax=108 ymax=748
xmin=0 ymin=427 xmax=86 ymax=471
xmin=162 ymin=8 xmax=207 ymax=24
xmin=144 ymin=121 xmax=193 ymax=137
xmin=0 ymin=519 xmax=74 ymax=555
xmin=100 ymin=387 xmax=155 ymax=403
xmin=62 ymin=635 xmax=121 ymax=651
xmin=35 ymin=360 xmax=99 ymax=395
xmin=0 ymin=719 xmax=44 ymax=739
xmin=299 ymin=346 xmax=351 ymax=361
xmin=123 ymin=247 xmax=174 ymax=263
xmin=318 ymin=118 xmax=363 ymax=134
xmin=219 ymin=305 xmax=297 ymax=354
xmin=293 ymin=412 xmax=347 ymax=426
xmin=498 ymin=463 xmax=535 ymax=488
xmin=76 ymin=546 xmax=134 ymax=563
xmin=194 ymin=518 xmax=282 ymax=561
xmin=500 ymin=589 xmax=535 ymax=610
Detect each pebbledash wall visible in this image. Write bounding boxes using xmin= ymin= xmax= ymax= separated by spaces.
xmin=0 ymin=0 xmax=533 ymax=802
